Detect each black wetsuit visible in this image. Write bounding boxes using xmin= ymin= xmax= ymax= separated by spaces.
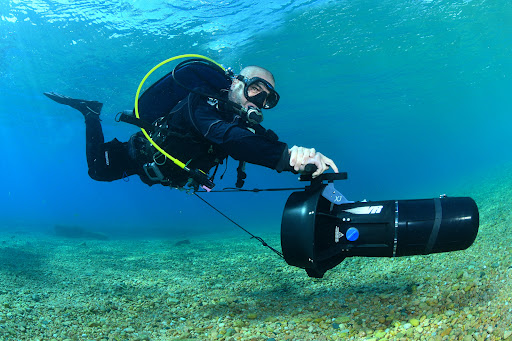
xmin=85 ymin=91 xmax=291 ymax=186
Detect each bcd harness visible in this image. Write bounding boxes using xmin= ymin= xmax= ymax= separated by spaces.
xmin=116 ymin=56 xmax=255 ymax=191
xmin=118 ymin=93 xmax=249 ymax=191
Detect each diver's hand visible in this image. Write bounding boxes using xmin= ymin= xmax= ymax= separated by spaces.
xmin=289 ymin=145 xmax=316 ymax=172
xmin=289 ymin=145 xmax=339 ymax=178
xmin=305 ymin=152 xmax=339 ymax=178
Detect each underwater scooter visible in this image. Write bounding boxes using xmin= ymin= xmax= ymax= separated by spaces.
xmin=280 ymin=170 xmax=479 ymax=278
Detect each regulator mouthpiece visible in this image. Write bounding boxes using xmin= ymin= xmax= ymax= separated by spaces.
xmin=242 ymin=106 xmax=263 ymax=125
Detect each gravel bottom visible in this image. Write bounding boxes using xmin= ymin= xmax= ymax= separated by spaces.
xmin=1 ymin=172 xmax=512 ymax=341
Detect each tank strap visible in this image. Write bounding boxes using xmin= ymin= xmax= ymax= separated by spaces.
xmin=116 ymin=111 xmax=155 ymax=133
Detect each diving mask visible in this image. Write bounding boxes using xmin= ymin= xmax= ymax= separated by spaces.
xmin=236 ymin=75 xmax=280 ymax=109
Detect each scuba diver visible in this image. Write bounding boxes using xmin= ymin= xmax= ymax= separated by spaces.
xmin=44 ymin=59 xmax=338 ymax=190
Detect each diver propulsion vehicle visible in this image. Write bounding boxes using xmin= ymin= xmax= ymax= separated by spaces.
xmin=281 ymin=172 xmax=479 ymax=278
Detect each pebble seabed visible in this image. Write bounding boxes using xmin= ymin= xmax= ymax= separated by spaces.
xmin=1 ymin=173 xmax=512 ymax=341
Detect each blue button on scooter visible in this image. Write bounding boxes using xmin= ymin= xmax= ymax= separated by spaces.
xmin=346 ymin=227 xmax=359 ymax=241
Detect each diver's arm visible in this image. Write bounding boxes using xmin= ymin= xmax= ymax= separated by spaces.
xmin=202 ymin=124 xmax=338 ymax=176
xmin=190 ymin=102 xmax=289 ymax=170
xmin=191 ymin=101 xmax=338 ymax=175
xmin=213 ymin=126 xmax=290 ymax=170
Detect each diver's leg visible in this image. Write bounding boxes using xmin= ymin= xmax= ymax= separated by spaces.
xmin=43 ymin=92 xmax=103 ymax=117
xmin=85 ymin=114 xmax=138 ymax=181
xmin=84 ymin=114 xmax=109 ymax=180
xmin=44 ymin=92 xmax=137 ymax=181
xmin=43 ymin=91 xmax=106 ymax=173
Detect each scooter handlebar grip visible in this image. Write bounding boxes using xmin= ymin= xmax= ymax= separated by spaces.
xmin=303 ymin=163 xmax=318 ymax=175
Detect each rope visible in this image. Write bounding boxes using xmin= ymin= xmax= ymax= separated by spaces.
xmin=193 ymin=193 xmax=284 ymax=259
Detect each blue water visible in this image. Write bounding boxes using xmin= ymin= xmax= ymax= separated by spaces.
xmin=1 ymin=0 xmax=511 ymax=237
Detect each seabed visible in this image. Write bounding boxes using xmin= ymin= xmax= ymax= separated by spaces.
xmin=1 ymin=171 xmax=512 ymax=341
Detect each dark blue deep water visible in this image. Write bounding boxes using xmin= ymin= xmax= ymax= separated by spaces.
xmin=1 ymin=0 xmax=511 ymax=237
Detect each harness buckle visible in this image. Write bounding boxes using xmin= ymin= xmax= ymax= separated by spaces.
xmin=143 ymin=162 xmax=166 ymax=182
xmin=207 ymin=97 xmax=218 ymax=107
